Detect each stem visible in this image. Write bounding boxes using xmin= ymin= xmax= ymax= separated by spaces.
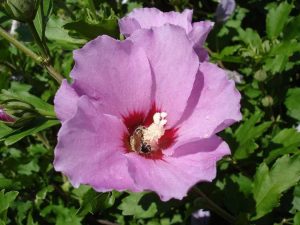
xmin=28 ymin=21 xmax=50 ymax=60
xmin=0 ymin=26 xmax=63 ymax=84
xmin=192 ymin=187 xmax=235 ymax=224
xmin=0 ymin=26 xmax=42 ymax=63
xmin=45 ymin=64 xmax=63 ymax=84
xmin=0 ymin=60 xmax=16 ymax=71
xmin=36 ymin=133 xmax=51 ymax=149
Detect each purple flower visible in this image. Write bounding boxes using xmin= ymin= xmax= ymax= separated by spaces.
xmin=54 ymin=10 xmax=241 ymax=201
xmin=0 ymin=108 xmax=15 ymax=122
xmin=216 ymin=0 xmax=236 ymax=22
xmin=119 ymin=8 xmax=214 ymax=62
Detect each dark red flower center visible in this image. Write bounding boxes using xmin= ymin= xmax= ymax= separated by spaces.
xmin=122 ymin=104 xmax=178 ymax=159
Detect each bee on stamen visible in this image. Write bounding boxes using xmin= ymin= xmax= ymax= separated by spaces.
xmin=130 ymin=126 xmax=152 ymax=154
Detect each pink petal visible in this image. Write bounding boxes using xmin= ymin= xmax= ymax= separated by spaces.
xmin=126 ymin=135 xmax=230 ymax=201
xmin=54 ymin=79 xmax=79 ymax=122
xmin=70 ymin=36 xmax=152 ymax=117
xmin=128 ymin=25 xmax=199 ymax=127
xmin=188 ymin=21 xmax=214 ymax=61
xmin=0 ymin=108 xmax=15 ymax=122
xmin=54 ymin=96 xmax=138 ymax=192
xmin=176 ymin=62 xmax=242 ymax=143
xmin=188 ymin=21 xmax=214 ymax=48
xmin=119 ymin=8 xmax=193 ymax=37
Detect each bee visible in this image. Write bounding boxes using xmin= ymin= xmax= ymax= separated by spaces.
xmin=130 ymin=126 xmax=152 ymax=154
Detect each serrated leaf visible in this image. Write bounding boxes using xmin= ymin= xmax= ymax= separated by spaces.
xmin=17 ymin=159 xmax=40 ymax=175
xmin=283 ymin=15 xmax=300 ymax=40
xmin=41 ymin=205 xmax=82 ymax=225
xmin=263 ymin=54 xmax=289 ymax=74
xmin=238 ymin=28 xmax=262 ymax=48
xmin=266 ymin=128 xmax=300 ymax=163
xmin=118 ymin=192 xmax=157 ymax=219
xmin=266 ymin=2 xmax=293 ymax=39
xmin=77 ymin=189 xmax=115 ymax=217
xmin=64 ymin=19 xmax=119 ymax=40
xmin=269 ymin=41 xmax=300 ymax=56
xmin=0 ymin=190 xmax=19 ymax=213
xmin=285 ymin=88 xmax=300 ymax=121
xmin=234 ymin=111 xmax=272 ymax=159
xmin=252 ymin=154 xmax=300 ymax=220
xmin=16 ymin=201 xmax=32 ymax=225
xmin=46 ymin=17 xmax=86 ymax=48
xmin=33 ymin=0 xmax=53 ymax=41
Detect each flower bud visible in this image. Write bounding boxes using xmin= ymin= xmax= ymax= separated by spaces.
xmin=0 ymin=108 xmax=15 ymax=123
xmin=1 ymin=0 xmax=38 ymax=22
xmin=254 ymin=70 xmax=267 ymax=82
xmin=216 ymin=0 xmax=236 ymax=22
xmin=262 ymin=96 xmax=274 ymax=107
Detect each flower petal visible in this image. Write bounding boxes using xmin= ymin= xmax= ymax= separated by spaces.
xmin=188 ymin=21 xmax=214 ymax=47
xmin=176 ymin=62 xmax=242 ymax=143
xmin=119 ymin=8 xmax=193 ymax=37
xmin=126 ymin=135 xmax=230 ymax=201
xmin=188 ymin=21 xmax=214 ymax=61
xmin=54 ymin=79 xmax=79 ymax=122
xmin=70 ymin=35 xmax=152 ymax=117
xmin=129 ymin=25 xmax=199 ymax=127
xmin=54 ymin=96 xmax=138 ymax=192
xmin=216 ymin=0 xmax=236 ymax=22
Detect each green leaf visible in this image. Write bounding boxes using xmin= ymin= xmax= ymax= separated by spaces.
xmin=16 ymin=201 xmax=32 ymax=225
xmin=35 ymin=186 xmax=54 ymax=207
xmin=0 ymin=190 xmax=18 ymax=212
xmin=263 ymin=54 xmax=289 ymax=74
xmin=33 ymin=0 xmax=53 ymax=41
xmin=285 ymin=88 xmax=300 ymax=121
xmin=77 ymin=189 xmax=115 ymax=217
xmin=45 ymin=17 xmax=86 ymax=49
xmin=17 ymin=159 xmax=40 ymax=175
xmin=238 ymin=28 xmax=262 ymax=48
xmin=283 ymin=15 xmax=300 ymax=40
xmin=118 ymin=192 xmax=157 ymax=219
xmin=3 ymin=117 xmax=59 ymax=145
xmin=295 ymin=212 xmax=300 ymax=225
xmin=234 ymin=111 xmax=272 ymax=160
xmin=0 ymin=177 xmax=13 ymax=189
xmin=252 ymin=154 xmax=300 ymax=220
xmin=0 ymin=123 xmax=13 ymax=139
xmin=266 ymin=2 xmax=293 ymax=39
xmin=40 ymin=205 xmax=82 ymax=225
xmin=266 ymin=128 xmax=300 ymax=163
xmin=269 ymin=41 xmax=300 ymax=56
xmin=292 ymin=184 xmax=300 ymax=212
xmin=0 ymin=88 xmax=55 ymax=117
xmin=223 ymin=174 xmax=254 ymax=214
xmin=26 ymin=211 xmax=38 ymax=225
xmin=64 ymin=19 xmax=119 ymax=40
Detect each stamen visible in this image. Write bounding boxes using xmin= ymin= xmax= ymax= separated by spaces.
xmin=129 ymin=112 xmax=167 ymax=154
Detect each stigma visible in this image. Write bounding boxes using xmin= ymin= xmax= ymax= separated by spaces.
xmin=130 ymin=112 xmax=167 ymax=154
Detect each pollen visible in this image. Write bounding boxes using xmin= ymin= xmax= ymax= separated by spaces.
xmin=143 ymin=112 xmax=167 ymax=142
xmin=129 ymin=112 xmax=167 ymax=154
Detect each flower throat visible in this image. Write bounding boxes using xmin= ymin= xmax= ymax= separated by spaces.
xmin=130 ymin=112 xmax=167 ymax=154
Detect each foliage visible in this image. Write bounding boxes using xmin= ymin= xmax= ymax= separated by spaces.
xmin=0 ymin=0 xmax=299 ymax=224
